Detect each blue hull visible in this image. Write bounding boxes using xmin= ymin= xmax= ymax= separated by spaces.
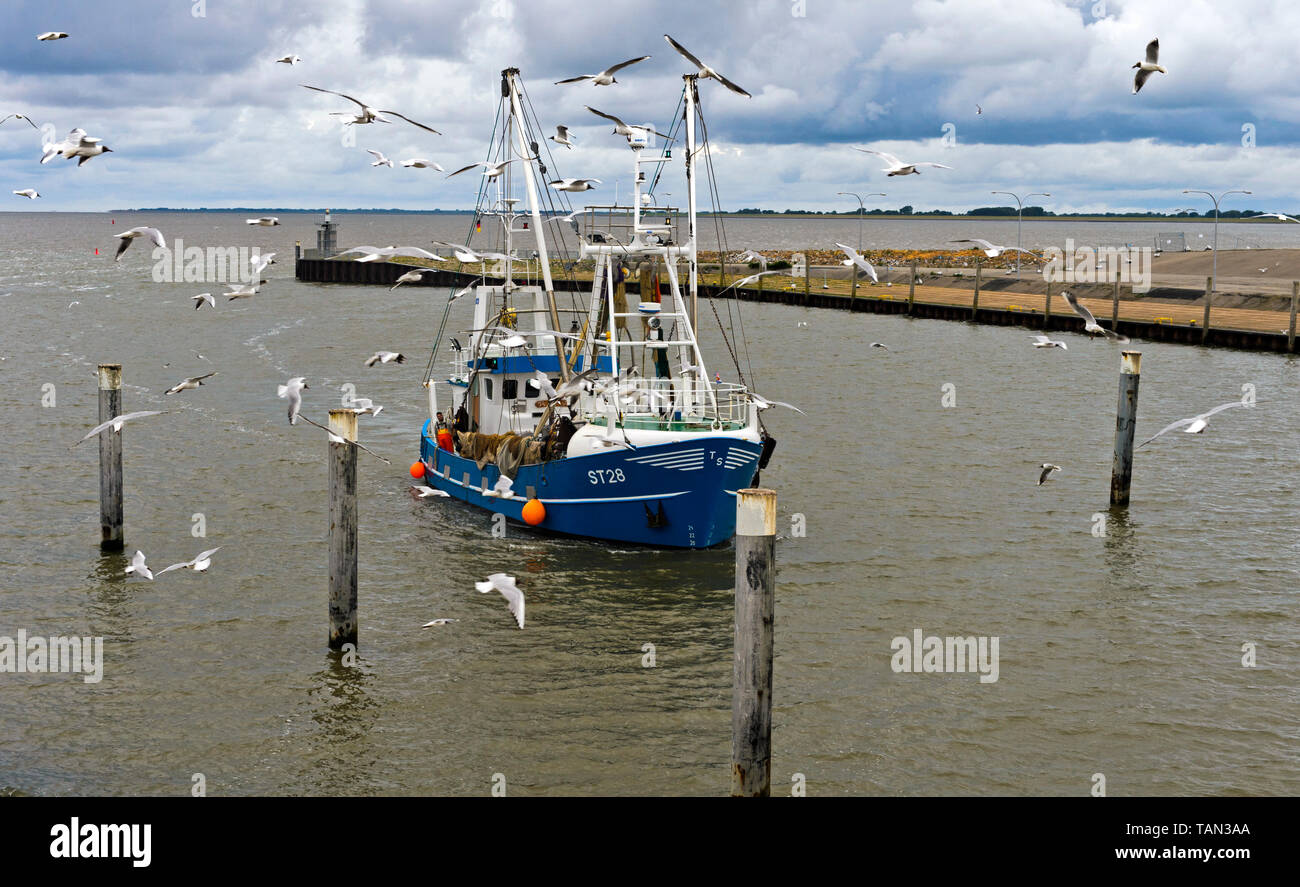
xmin=418 ymin=420 xmax=761 ymax=548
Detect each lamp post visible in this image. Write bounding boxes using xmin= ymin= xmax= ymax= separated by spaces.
xmin=1183 ymin=189 xmax=1251 ymax=295
xmin=837 ymin=191 xmax=885 ymax=254
xmin=991 ymin=190 xmax=1050 ymax=278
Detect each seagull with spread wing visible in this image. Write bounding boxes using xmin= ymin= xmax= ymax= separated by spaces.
xmin=836 ymin=243 xmax=879 ymax=283
xmin=584 ymin=106 xmax=675 ymax=142
xmin=300 ymin=84 xmax=441 ymax=134
xmin=1138 ymin=401 xmax=1249 ymax=448
xmin=71 ymin=411 xmax=167 ymax=448
xmin=854 ymin=147 xmax=952 ymax=177
xmin=663 ymin=34 xmax=751 ymax=97
xmin=951 ymin=238 xmax=1039 ymax=259
xmin=1061 ymin=290 xmax=1129 ymax=342
xmin=114 ymin=226 xmax=165 ymax=261
xmin=1132 ymin=38 xmax=1166 ymax=95
xmin=555 ymin=56 xmax=650 ymax=86
xmin=476 ymin=574 xmax=525 ymax=629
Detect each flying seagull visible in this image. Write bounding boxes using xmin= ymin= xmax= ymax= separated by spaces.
xmin=951 ymin=238 xmax=1039 ymax=259
xmin=365 ymin=350 xmax=405 ymax=367
xmin=549 ymin=178 xmax=600 ymax=192
xmin=400 ymin=158 xmax=444 ymax=170
xmin=1030 ymin=334 xmax=1067 ymax=350
xmin=348 ymin=397 xmax=383 ymax=417
xmin=338 ymin=245 xmax=447 ymax=263
xmin=71 ymin=410 xmax=166 ymax=447
xmin=191 ymin=292 xmax=215 ymax=310
xmin=475 ymin=573 xmax=525 ymax=629
xmin=249 ymin=251 xmax=276 ymax=277
xmin=158 ymin=547 xmax=222 ymax=575
xmin=1038 ymin=463 xmax=1061 ymax=485
xmin=366 ymin=149 xmax=394 ymax=168
xmin=1 ymin=114 xmax=40 ymax=130
xmin=584 ymin=106 xmax=675 ymax=142
xmin=445 ymin=159 xmax=522 ymax=180
xmin=1061 ymin=290 xmax=1129 ymax=342
xmin=225 ymin=282 xmax=266 ymax=300
xmin=1132 ymin=38 xmax=1166 ymax=94
xmin=42 ymin=128 xmax=112 ymax=165
xmin=165 ymin=372 xmax=218 ymax=395
xmin=124 ymin=550 xmax=153 ymax=580
xmin=549 ymin=125 xmax=575 ymax=149
xmin=555 ymin=56 xmax=650 ymax=86
xmin=300 ymin=84 xmax=441 ymax=134
xmin=114 ymin=226 xmax=165 ymax=261
xmin=836 ymin=243 xmax=879 ymax=283
xmin=421 ymin=618 xmax=458 ymax=628
xmin=246 ymin=217 xmax=280 ymax=226
xmin=429 ymin=241 xmax=511 ymax=265
xmin=854 ymin=147 xmax=952 ymax=177
xmin=1138 ymin=401 xmax=1249 ymax=448
xmin=275 ymin=55 xmax=301 ymax=65
xmin=391 ymin=268 xmax=437 ymax=290
xmin=37 ymin=32 xmax=69 ymax=41
xmin=750 ymin=393 xmax=805 ymax=415
xmin=411 ymin=484 xmax=450 ymax=498
xmin=13 ymin=189 xmax=39 ymax=199
xmin=277 ymin=376 xmax=309 ymax=425
xmin=296 ymin=414 xmax=391 ymax=463
xmin=1246 ymin=213 xmax=1300 ymax=223
xmin=663 ymin=34 xmax=751 ymax=97
xmin=870 ymin=342 xmax=891 ymax=351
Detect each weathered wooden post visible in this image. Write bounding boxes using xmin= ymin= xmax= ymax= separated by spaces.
xmin=803 ymin=251 xmax=811 ymax=306
xmin=850 ymin=260 xmax=859 ymax=307
xmin=1110 ymin=351 xmax=1141 ymax=507
xmin=971 ymin=259 xmax=982 ymax=320
xmin=1043 ymin=279 xmax=1053 ymax=323
xmin=907 ymin=260 xmax=917 ymax=314
xmin=1288 ymin=281 xmax=1298 ymax=354
xmin=732 ymin=487 xmax=776 ymax=798
xmin=1201 ymin=275 xmax=1212 ymax=343
xmin=1111 ymin=269 xmax=1121 ymax=329
xmin=328 ymin=408 xmax=359 ymax=649
xmin=97 ymin=364 xmax=124 ymax=552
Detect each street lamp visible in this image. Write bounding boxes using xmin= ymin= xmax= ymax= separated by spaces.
xmin=1182 ymin=189 xmax=1251 ymax=294
xmin=991 ymin=190 xmax=1051 ymax=278
xmin=837 ymin=191 xmax=885 ymax=253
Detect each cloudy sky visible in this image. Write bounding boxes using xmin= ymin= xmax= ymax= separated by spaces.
xmin=2 ymin=0 xmax=1297 ymax=214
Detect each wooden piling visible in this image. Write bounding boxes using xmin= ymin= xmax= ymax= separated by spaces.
xmin=1044 ymin=279 xmax=1053 ymax=323
xmin=802 ymin=252 xmax=811 ymax=306
xmin=850 ymin=260 xmax=859 ymax=307
xmin=1202 ymin=276 xmax=1212 ymax=344
xmin=971 ymin=260 xmax=981 ymax=320
xmin=328 ymin=408 xmax=359 ymax=649
xmin=907 ymin=260 xmax=917 ymax=315
xmin=732 ymin=487 xmax=776 ymax=798
xmin=1111 ymin=270 xmax=1121 ymax=329
xmin=1110 ymin=351 xmax=1141 ymax=507
xmin=97 ymin=364 xmax=124 ymax=551
xmin=1289 ymin=281 xmax=1298 ymax=354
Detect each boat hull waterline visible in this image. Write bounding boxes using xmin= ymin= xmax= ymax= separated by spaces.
xmin=419 ymin=420 xmax=762 ymax=548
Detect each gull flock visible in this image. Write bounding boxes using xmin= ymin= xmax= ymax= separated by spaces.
xmin=12 ymin=23 xmax=1268 ymax=634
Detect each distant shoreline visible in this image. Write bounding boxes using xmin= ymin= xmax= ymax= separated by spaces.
xmin=1 ymin=208 xmax=1286 ymax=224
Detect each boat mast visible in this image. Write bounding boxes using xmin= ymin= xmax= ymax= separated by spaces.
xmin=504 ymin=67 xmax=570 ymax=382
xmin=684 ymin=74 xmax=699 ymax=333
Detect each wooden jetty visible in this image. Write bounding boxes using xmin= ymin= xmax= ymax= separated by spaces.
xmin=295 ymin=257 xmax=1298 ymax=353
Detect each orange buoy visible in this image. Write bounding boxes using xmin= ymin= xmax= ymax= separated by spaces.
xmin=409 ymin=461 xmax=425 ymax=479
xmin=521 ymin=498 xmax=545 ymax=526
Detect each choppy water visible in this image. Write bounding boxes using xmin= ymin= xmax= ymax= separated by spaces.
xmin=1 ymin=212 xmax=1297 ymax=796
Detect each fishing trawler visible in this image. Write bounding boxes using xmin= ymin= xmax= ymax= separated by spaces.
xmin=415 ymin=68 xmax=775 ymax=548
